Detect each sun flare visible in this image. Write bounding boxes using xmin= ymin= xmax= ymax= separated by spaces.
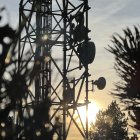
xmin=77 ymin=102 xmax=99 ymax=126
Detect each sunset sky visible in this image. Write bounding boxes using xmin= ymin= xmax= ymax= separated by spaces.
xmin=1 ymin=0 xmax=140 ymax=139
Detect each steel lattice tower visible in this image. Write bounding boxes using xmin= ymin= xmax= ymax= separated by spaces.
xmin=18 ymin=0 xmax=105 ymax=139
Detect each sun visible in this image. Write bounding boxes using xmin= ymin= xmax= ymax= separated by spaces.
xmin=77 ymin=102 xmax=99 ymax=126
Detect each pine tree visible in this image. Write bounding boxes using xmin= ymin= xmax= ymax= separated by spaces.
xmin=89 ymin=101 xmax=128 ymax=140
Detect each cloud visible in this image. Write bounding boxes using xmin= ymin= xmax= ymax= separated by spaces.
xmin=89 ymin=0 xmax=140 ymax=50
xmin=89 ymin=0 xmax=133 ymax=23
xmin=112 ymin=0 xmax=140 ymax=19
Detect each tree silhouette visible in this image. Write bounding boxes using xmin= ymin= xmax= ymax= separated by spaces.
xmin=107 ymin=26 xmax=140 ymax=130
xmin=89 ymin=101 xmax=128 ymax=140
xmin=129 ymin=133 xmax=138 ymax=140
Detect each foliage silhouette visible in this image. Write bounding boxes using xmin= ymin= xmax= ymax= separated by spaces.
xmin=129 ymin=133 xmax=138 ymax=140
xmin=107 ymin=26 xmax=140 ymax=130
xmin=89 ymin=101 xmax=129 ymax=140
xmin=0 ymin=6 xmax=61 ymax=140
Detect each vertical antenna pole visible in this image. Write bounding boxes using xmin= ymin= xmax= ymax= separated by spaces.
xmin=85 ymin=0 xmax=89 ymax=139
xmin=63 ymin=0 xmax=67 ymax=139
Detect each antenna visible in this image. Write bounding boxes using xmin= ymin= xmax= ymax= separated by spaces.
xmin=93 ymin=77 xmax=106 ymax=90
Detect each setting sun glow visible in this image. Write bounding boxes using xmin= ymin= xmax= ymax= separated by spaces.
xmin=77 ymin=102 xmax=99 ymax=126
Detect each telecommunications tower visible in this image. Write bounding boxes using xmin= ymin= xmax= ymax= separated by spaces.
xmin=18 ymin=0 xmax=106 ymax=139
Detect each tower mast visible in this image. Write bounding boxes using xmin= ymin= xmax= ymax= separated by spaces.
xmin=18 ymin=0 xmax=100 ymax=139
